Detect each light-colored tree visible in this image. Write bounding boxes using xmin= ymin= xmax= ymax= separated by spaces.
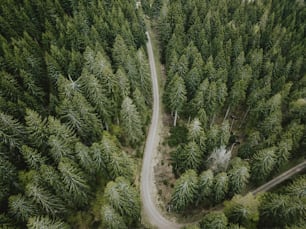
xmin=188 ymin=118 xmax=206 ymax=150
xmin=213 ymin=172 xmax=229 ymax=203
xmin=198 ymin=170 xmax=214 ymax=202
xmin=251 ymin=147 xmax=277 ymax=183
xmin=166 ymin=74 xmax=187 ymax=126
xmin=100 ymin=205 xmax=127 ymax=229
xmin=104 ymin=177 xmax=140 ymax=222
xmin=26 ymin=182 xmax=65 ymax=216
xmin=8 ymin=194 xmax=35 ymax=222
xmin=228 ymin=157 xmax=250 ymax=195
xmin=120 ymin=97 xmax=143 ymax=145
xmin=25 ymin=109 xmax=48 ymax=149
xmin=170 ymin=170 xmax=198 ymax=212
xmin=224 ymin=194 xmax=259 ymax=228
xmin=0 ymin=112 xmax=25 ymax=148
xmin=285 ymin=175 xmax=306 ymax=197
xmin=58 ymin=157 xmax=91 ymax=206
xmin=21 ymin=145 xmax=46 ymax=170
xmin=200 ymin=212 xmax=228 ymax=229
xmin=27 ymin=216 xmax=70 ymax=229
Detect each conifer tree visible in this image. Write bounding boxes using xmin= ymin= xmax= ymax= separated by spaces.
xmin=27 ymin=216 xmax=70 ymax=229
xmin=120 ymin=97 xmax=143 ymax=145
xmin=170 ymin=170 xmax=198 ymax=212
xmin=166 ymin=74 xmax=187 ymax=126
xmin=8 ymin=194 xmax=36 ymax=223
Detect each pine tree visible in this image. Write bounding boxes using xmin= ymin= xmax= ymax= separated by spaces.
xmin=0 ymin=112 xmax=25 ymax=148
xmin=21 ymin=145 xmax=47 ymax=170
xmin=75 ymin=142 xmax=95 ymax=175
xmin=188 ymin=118 xmax=206 ymax=150
xmin=0 ymin=156 xmax=17 ymax=202
xmin=100 ymin=205 xmax=127 ymax=229
xmin=8 ymin=194 xmax=35 ymax=223
xmin=25 ymin=109 xmax=48 ymax=150
xmin=200 ymin=212 xmax=228 ymax=229
xmin=170 ymin=170 xmax=198 ymax=212
xmin=166 ymin=74 xmax=187 ymax=126
xmin=104 ymin=177 xmax=140 ymax=222
xmin=224 ymin=194 xmax=259 ymax=228
xmin=251 ymin=147 xmax=277 ymax=183
xmin=26 ymin=182 xmax=66 ymax=216
xmin=79 ymin=70 xmax=111 ymax=128
xmin=285 ymin=175 xmax=306 ymax=198
xmin=259 ymin=193 xmax=306 ymax=227
xmin=228 ymin=157 xmax=250 ymax=195
xmin=178 ymin=141 xmax=203 ymax=173
xmin=213 ymin=172 xmax=229 ymax=203
xmin=198 ymin=170 xmax=214 ymax=203
xmin=27 ymin=216 xmax=70 ymax=229
xmin=120 ymin=97 xmax=143 ymax=145
xmin=58 ymin=157 xmax=91 ymax=206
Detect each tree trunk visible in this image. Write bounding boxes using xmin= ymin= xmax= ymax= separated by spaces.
xmin=174 ymin=110 xmax=178 ymax=127
xmin=239 ymin=106 xmax=250 ymax=129
xmin=105 ymin=122 xmax=109 ymax=131
xmin=210 ymin=113 xmax=215 ymax=127
xmin=223 ymin=105 xmax=231 ymax=121
xmin=230 ymin=119 xmax=235 ymax=131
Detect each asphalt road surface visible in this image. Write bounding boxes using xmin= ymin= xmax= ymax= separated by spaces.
xmin=141 ymin=31 xmax=181 ymax=229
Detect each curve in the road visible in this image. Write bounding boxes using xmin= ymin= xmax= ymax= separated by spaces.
xmin=141 ymin=31 xmax=181 ymax=229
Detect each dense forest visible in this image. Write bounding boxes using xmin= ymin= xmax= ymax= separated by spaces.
xmin=1 ymin=0 xmax=305 ymax=228
xmin=0 ymin=0 xmax=152 ymax=228
xmin=158 ymin=0 xmax=306 ymax=228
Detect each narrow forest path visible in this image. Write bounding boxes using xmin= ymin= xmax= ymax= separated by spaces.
xmin=140 ymin=31 xmax=181 ymax=229
xmin=252 ymin=160 xmax=306 ymax=195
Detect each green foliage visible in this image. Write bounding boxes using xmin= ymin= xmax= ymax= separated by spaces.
xmin=25 ymin=109 xmax=48 ymax=149
xmin=171 ymin=141 xmax=203 ymax=174
xmin=162 ymin=1 xmax=306 ymax=216
xmin=170 ymin=169 xmax=198 ymax=212
xmin=100 ymin=205 xmax=127 ymax=229
xmin=58 ymin=157 xmax=91 ymax=206
xmin=259 ymin=193 xmax=306 ymax=228
xmin=198 ymin=170 xmax=214 ymax=202
xmin=120 ymin=97 xmax=143 ymax=145
xmin=285 ymin=175 xmax=306 ymax=198
xmin=168 ymin=125 xmax=188 ymax=147
xmin=25 ymin=182 xmax=66 ymax=217
xmin=103 ymin=177 xmax=140 ymax=223
xmin=0 ymin=156 xmax=17 ymax=202
xmin=251 ymin=147 xmax=277 ymax=183
xmin=224 ymin=194 xmax=259 ymax=228
xmin=200 ymin=212 xmax=228 ymax=229
xmin=0 ymin=112 xmax=25 ymax=148
xmin=21 ymin=145 xmax=46 ymax=170
xmin=213 ymin=172 xmax=229 ymax=204
xmin=0 ymin=0 xmax=147 ymax=227
xmin=165 ymin=74 xmax=187 ymax=126
xmin=8 ymin=194 xmax=35 ymax=223
xmin=27 ymin=216 xmax=70 ymax=229
xmin=228 ymin=157 xmax=250 ymax=195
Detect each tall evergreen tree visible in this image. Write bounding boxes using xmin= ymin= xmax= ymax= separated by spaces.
xmin=120 ymin=97 xmax=143 ymax=145
xmin=170 ymin=170 xmax=198 ymax=212
xmin=166 ymin=74 xmax=187 ymax=126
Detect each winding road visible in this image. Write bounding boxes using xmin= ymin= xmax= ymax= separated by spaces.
xmin=141 ymin=32 xmax=181 ymax=229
